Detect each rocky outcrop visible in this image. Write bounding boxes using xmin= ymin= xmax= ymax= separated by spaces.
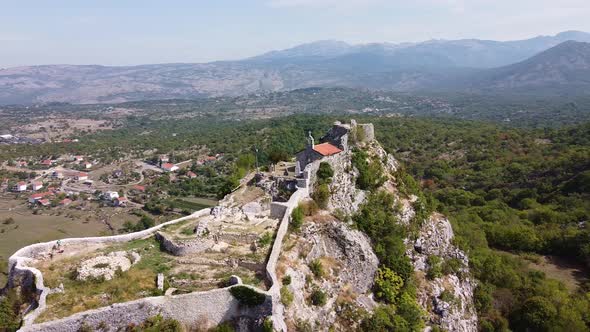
xmin=408 ymin=214 xmax=478 ymax=332
xmin=323 ymin=152 xmax=366 ymax=216
xmin=304 ymin=222 xmax=379 ymax=294
xmin=281 ymin=219 xmax=378 ymax=330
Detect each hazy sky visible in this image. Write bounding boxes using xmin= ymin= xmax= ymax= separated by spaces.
xmin=1 ymin=0 xmax=589 ymax=67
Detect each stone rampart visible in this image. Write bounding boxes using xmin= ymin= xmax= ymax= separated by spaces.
xmin=8 ymin=208 xmax=212 ymax=327
xmin=19 ymin=285 xmax=272 ymax=332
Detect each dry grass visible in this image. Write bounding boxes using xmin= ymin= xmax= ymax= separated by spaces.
xmin=36 ymin=238 xmax=171 ymax=322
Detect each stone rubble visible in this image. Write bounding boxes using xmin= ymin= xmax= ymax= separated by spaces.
xmin=76 ymin=251 xmax=139 ymax=281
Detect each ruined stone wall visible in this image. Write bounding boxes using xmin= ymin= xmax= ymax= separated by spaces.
xmin=265 ymin=186 xmax=309 ymax=332
xmin=19 ymin=285 xmax=272 ymax=332
xmin=8 ymin=208 xmax=212 ymax=326
xmin=155 ymin=232 xmax=215 ymax=256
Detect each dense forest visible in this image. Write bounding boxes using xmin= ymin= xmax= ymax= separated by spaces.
xmin=1 ymin=105 xmax=589 ymax=330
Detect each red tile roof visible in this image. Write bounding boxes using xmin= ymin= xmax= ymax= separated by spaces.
xmin=39 ymin=199 xmax=50 ymax=206
xmin=133 ymin=185 xmax=146 ymax=191
xmin=162 ymin=163 xmax=175 ymax=169
xmin=60 ymin=198 xmax=72 ymax=205
xmin=313 ymin=143 xmax=342 ymax=156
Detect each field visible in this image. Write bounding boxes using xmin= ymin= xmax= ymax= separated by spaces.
xmin=0 ymin=196 xmax=145 ymax=287
xmin=495 ymin=250 xmax=589 ymax=292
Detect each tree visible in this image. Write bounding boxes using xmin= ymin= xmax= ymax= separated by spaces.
xmin=374 ymin=267 xmax=404 ymax=304
xmin=516 ymin=296 xmax=558 ymax=332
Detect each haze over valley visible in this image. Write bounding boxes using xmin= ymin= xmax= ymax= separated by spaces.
xmin=2 ymin=31 xmax=590 ymax=104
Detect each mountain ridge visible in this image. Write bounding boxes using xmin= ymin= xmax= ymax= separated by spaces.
xmin=1 ymin=31 xmax=590 ymax=104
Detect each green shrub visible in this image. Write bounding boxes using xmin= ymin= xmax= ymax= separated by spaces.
xmin=229 ymin=285 xmax=266 ymax=306
xmin=426 ymin=255 xmax=443 ymax=280
xmin=258 ymin=232 xmax=273 ymax=247
xmin=280 ymin=286 xmax=293 ymax=307
xmin=262 ymin=317 xmax=274 ymax=332
xmin=211 ymin=322 xmax=235 ymax=332
xmin=439 ymin=289 xmax=456 ymax=304
xmin=352 ymin=149 xmax=385 ymax=191
xmin=310 ymin=289 xmax=327 ymax=306
xmin=282 ymin=275 xmax=292 ymax=285
xmin=317 ymin=162 xmax=334 ymax=184
xmin=312 ymin=184 xmax=330 ymax=209
xmin=309 ymin=259 xmax=325 ymax=279
xmin=125 ymin=315 xmax=182 ymax=332
xmin=0 ymin=296 xmax=20 ymax=331
xmin=374 ymin=267 xmax=404 ymax=304
xmin=441 ymin=257 xmax=463 ymax=276
xmin=290 ymin=206 xmax=304 ymax=232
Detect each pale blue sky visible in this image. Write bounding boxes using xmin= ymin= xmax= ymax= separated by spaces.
xmin=1 ymin=0 xmax=589 ymax=67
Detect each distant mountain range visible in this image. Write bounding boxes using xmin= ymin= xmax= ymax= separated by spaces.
xmin=1 ymin=31 xmax=590 ymax=104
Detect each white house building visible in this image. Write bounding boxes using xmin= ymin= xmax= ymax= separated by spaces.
xmin=161 ymin=163 xmax=179 ymax=172
xmin=12 ymin=181 xmax=27 ymax=192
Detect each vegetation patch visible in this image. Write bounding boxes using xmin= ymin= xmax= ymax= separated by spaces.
xmin=229 ymin=285 xmax=266 ymax=306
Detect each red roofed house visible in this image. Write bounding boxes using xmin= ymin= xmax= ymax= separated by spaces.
xmin=38 ymin=199 xmax=51 ymax=207
xmin=12 ymin=181 xmax=27 ymax=192
xmin=31 ymin=181 xmax=43 ymax=191
xmin=294 ymin=121 xmax=369 ymax=177
xmin=133 ymin=185 xmax=146 ymax=192
xmin=187 ymin=171 xmax=197 ymax=179
xmin=40 ymin=159 xmax=52 ymax=166
xmin=115 ymin=196 xmax=128 ymax=207
xmin=312 ymin=142 xmax=342 ymax=156
xmin=28 ymin=193 xmax=44 ymax=203
xmin=29 ymin=192 xmax=52 ymax=203
xmin=60 ymin=198 xmax=72 ymax=206
xmin=76 ymin=172 xmax=89 ymax=181
xmin=295 ymin=132 xmax=343 ymax=176
xmin=161 ymin=163 xmax=179 ymax=172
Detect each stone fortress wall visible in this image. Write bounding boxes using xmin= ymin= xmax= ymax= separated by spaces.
xmin=8 ymin=120 xmax=372 ymax=332
xmin=8 ymin=182 xmax=312 ymax=332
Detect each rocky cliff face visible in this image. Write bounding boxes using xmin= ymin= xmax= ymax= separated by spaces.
xmin=278 ymin=218 xmax=379 ymax=330
xmin=409 ymin=214 xmax=478 ymax=332
xmin=282 ymin=126 xmax=477 ymax=331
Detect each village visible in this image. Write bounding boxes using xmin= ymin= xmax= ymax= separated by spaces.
xmin=1 ymin=152 xmax=222 ymax=209
xmin=0 ymin=151 xmax=225 ymax=282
